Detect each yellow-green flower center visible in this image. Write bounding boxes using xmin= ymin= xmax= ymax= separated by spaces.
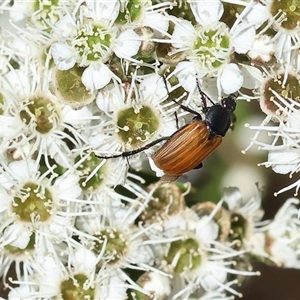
xmin=75 ymin=24 xmax=112 ymax=62
xmin=270 ymin=0 xmax=300 ymax=31
xmin=193 ymin=23 xmax=231 ymax=72
xmin=76 ymin=152 xmax=107 ymax=192
xmin=260 ymin=73 xmax=300 ymax=117
xmin=141 ymin=183 xmax=185 ymax=222
xmin=117 ymin=0 xmax=142 ymax=24
xmin=32 ymin=0 xmax=61 ymax=28
xmin=166 ymin=238 xmax=201 ymax=273
xmin=228 ymin=213 xmax=247 ymax=249
xmin=60 ymin=274 xmax=95 ymax=300
xmin=52 ymin=65 xmax=96 ymax=109
xmin=92 ymin=228 xmax=127 ymax=264
xmin=12 ymin=182 xmax=53 ymax=222
xmin=0 ymin=93 xmax=4 ymax=115
xmin=20 ymin=96 xmax=59 ymax=134
xmin=166 ymin=0 xmax=196 ymax=24
xmin=117 ymin=106 xmax=160 ymax=147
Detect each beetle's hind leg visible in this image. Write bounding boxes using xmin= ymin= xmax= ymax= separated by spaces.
xmin=195 ymin=77 xmax=216 ymax=108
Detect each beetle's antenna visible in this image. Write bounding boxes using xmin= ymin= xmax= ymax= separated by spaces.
xmin=96 ymin=135 xmax=171 ymax=159
xmin=195 ymin=77 xmax=216 ymax=107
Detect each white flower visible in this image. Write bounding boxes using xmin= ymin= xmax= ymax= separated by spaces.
xmin=0 ymin=66 xmax=91 ymax=168
xmin=264 ymin=0 xmax=299 ymax=68
xmin=50 ymin=1 xmax=141 ymax=92
xmin=0 ymin=159 xmax=82 ymax=286
xmin=222 ymin=185 xmax=263 ymax=221
xmin=116 ymin=0 xmax=171 ymax=36
xmin=160 ymin=204 xmax=257 ymax=298
xmin=76 ymin=203 xmax=155 ymax=270
xmin=92 ymin=73 xmax=180 ymax=175
xmin=249 ymin=198 xmax=300 ymax=268
xmin=0 ymin=160 xmax=81 ymax=241
xmin=245 ymin=88 xmax=300 ymax=195
xmin=170 ymin=0 xmax=257 ymax=95
xmin=95 ymin=269 xmax=128 ymax=300
xmin=139 ymin=272 xmax=172 ymax=299
xmin=6 ymin=0 xmax=76 ymax=27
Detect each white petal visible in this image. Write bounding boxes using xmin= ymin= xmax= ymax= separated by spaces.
xmin=63 ymin=106 xmax=93 ymax=127
xmin=51 ymin=43 xmax=76 ymax=70
xmin=0 ymin=190 xmax=10 ymax=213
xmin=140 ymin=74 xmax=168 ymax=101
xmin=96 ymin=272 xmax=127 ymax=300
xmin=286 ymin=111 xmax=300 ymax=129
xmin=4 ymin=224 xmax=31 ymax=249
xmin=9 ymin=160 xmax=37 ymax=182
xmin=10 ymin=2 xmax=33 ymax=22
xmin=144 ymin=12 xmax=169 ymax=36
xmin=85 ymin=0 xmax=120 ymax=23
xmin=3 ymin=69 xmax=31 ymax=96
xmin=196 ymin=217 xmax=219 ymax=242
xmin=232 ymin=23 xmax=256 ymax=54
xmin=221 ymin=187 xmax=243 ymax=210
xmin=149 ymin=157 xmax=165 ymax=177
xmin=96 ymin=82 xmax=125 ymax=112
xmin=8 ymin=285 xmax=33 ymax=299
xmin=9 ymin=34 xmax=39 ymax=57
xmin=190 ymin=0 xmax=224 ymax=25
xmin=0 ymin=116 xmax=19 ymax=138
xmin=240 ymin=64 xmax=263 ymax=89
xmin=130 ymin=244 xmax=154 ymax=265
xmin=270 ymin=242 xmax=300 ymax=268
xmin=52 ymin=14 xmax=75 ymax=37
xmin=81 ymin=63 xmax=112 ymax=92
xmin=202 ymin=264 xmax=227 ymax=290
xmin=218 ymin=63 xmax=243 ymax=94
xmin=73 ymin=247 xmax=97 ymax=273
xmin=174 ymin=61 xmax=197 ymax=93
xmin=243 ymin=2 xmax=269 ymax=27
xmin=171 ymin=19 xmax=195 ymax=48
xmin=57 ymin=173 xmax=82 ymax=199
xmin=268 ymin=151 xmax=299 ymax=174
xmin=114 ymin=29 xmax=141 ymax=59
xmin=248 ymin=34 xmax=275 ymax=63
xmin=143 ymin=272 xmax=171 ymax=296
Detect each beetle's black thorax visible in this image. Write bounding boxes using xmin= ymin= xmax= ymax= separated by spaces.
xmin=205 ymin=105 xmax=232 ymax=137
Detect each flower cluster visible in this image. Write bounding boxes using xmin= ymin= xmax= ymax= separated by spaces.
xmin=238 ymin=1 xmax=300 ymax=195
xmin=0 ymin=0 xmax=300 ymax=299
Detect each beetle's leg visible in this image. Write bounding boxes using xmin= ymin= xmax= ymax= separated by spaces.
xmin=162 ymin=75 xmax=171 ymax=95
xmin=207 ymin=129 xmax=217 ymax=140
xmin=162 ymin=75 xmax=202 ymax=118
xmin=195 ymin=77 xmax=215 ymax=108
xmin=172 ymin=98 xmax=202 ymax=118
xmin=230 ymin=112 xmax=236 ymax=130
xmin=174 ymin=111 xmax=179 ymax=129
xmin=96 ymin=135 xmax=171 ymax=159
xmin=194 ymin=162 xmax=203 ymax=169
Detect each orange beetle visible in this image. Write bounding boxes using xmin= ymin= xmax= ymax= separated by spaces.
xmin=153 ymin=121 xmax=222 ymax=177
xmin=96 ymin=88 xmax=237 ymax=178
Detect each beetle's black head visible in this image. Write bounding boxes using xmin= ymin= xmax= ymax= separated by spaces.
xmin=221 ymin=95 xmax=237 ymax=113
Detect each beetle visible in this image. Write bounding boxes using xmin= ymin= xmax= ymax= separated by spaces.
xmin=96 ymin=81 xmax=237 ymax=179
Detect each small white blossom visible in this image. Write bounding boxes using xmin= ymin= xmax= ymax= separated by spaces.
xmin=169 ymin=0 xmax=256 ymax=95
